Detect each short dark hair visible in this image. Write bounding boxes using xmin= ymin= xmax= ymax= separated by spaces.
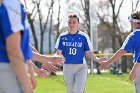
xmin=68 ymin=14 xmax=79 ymax=22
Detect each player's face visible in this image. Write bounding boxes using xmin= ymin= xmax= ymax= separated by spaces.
xmin=68 ymin=17 xmax=79 ymax=32
xmin=130 ymin=21 xmax=139 ymax=29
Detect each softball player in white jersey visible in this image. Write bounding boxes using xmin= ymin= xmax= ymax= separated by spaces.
xmin=55 ymin=14 xmax=104 ymax=93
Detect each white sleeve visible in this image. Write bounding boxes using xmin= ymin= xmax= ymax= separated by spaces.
xmin=85 ymin=34 xmax=93 ymax=51
xmin=4 ymin=0 xmax=24 ymax=32
xmin=55 ymin=36 xmax=61 ymax=49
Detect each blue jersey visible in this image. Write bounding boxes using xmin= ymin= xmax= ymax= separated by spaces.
xmin=55 ymin=31 xmax=93 ymax=64
xmin=121 ymin=28 xmax=140 ymax=62
xmin=0 ymin=0 xmax=32 ymax=63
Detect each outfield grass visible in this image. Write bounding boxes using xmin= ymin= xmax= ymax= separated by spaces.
xmin=34 ymin=72 xmax=134 ymax=93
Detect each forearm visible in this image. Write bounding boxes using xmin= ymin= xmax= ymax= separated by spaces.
xmin=6 ymin=32 xmax=32 ymax=92
xmin=90 ymin=53 xmax=99 ymax=62
xmin=108 ymin=49 xmax=126 ymax=64
xmin=32 ymin=51 xmax=51 ymax=64
xmin=86 ymin=51 xmax=99 ymax=62
xmin=32 ymin=63 xmax=40 ymax=74
xmin=30 ymin=44 xmax=39 ymax=53
xmin=27 ymin=60 xmax=35 ymax=78
xmin=7 ymin=49 xmax=32 ymax=91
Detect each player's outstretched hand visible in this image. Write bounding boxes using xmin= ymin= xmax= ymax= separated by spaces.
xmin=98 ymin=57 xmax=107 ymax=64
xmin=50 ymin=55 xmax=64 ymax=65
xmin=98 ymin=61 xmax=110 ymax=70
xmin=35 ymin=68 xmax=49 ymax=78
xmin=41 ymin=62 xmax=58 ymax=73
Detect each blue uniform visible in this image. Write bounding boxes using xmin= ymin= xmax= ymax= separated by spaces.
xmin=55 ymin=30 xmax=93 ymax=93
xmin=0 ymin=0 xmax=32 ymax=63
xmin=55 ymin=30 xmax=93 ymax=64
xmin=0 ymin=0 xmax=32 ymax=92
xmin=121 ymin=28 xmax=140 ymax=62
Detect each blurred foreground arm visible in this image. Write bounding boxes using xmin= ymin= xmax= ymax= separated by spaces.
xmin=6 ymin=32 xmax=33 ymax=93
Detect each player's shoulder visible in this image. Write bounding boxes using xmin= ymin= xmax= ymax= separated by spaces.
xmin=3 ymin=0 xmax=21 ymax=10
xmin=133 ymin=29 xmax=140 ymax=38
xmin=59 ymin=31 xmax=69 ymax=37
xmin=78 ymin=30 xmax=89 ymax=38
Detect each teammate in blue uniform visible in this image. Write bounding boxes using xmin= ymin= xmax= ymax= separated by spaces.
xmin=0 ymin=0 xmax=33 ymax=93
xmin=55 ymin=14 xmax=104 ymax=93
xmin=99 ymin=10 xmax=140 ymax=93
xmin=0 ymin=0 xmax=64 ymax=92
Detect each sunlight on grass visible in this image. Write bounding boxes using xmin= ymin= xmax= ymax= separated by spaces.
xmin=34 ymin=73 xmax=134 ymax=93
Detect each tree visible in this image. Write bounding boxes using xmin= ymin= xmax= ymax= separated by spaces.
xmin=96 ymin=0 xmax=140 ymax=73
xmin=96 ymin=0 xmax=127 ymax=72
xmin=55 ymin=0 xmax=61 ymax=42
xmin=23 ymin=0 xmax=55 ymax=67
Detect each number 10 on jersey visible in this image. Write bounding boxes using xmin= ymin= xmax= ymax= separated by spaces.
xmin=69 ymin=48 xmax=77 ymax=55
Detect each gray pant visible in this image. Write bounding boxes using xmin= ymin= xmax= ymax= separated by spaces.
xmin=134 ymin=69 xmax=140 ymax=93
xmin=134 ymin=76 xmax=140 ymax=93
xmin=63 ymin=63 xmax=88 ymax=93
xmin=0 ymin=63 xmax=23 ymax=93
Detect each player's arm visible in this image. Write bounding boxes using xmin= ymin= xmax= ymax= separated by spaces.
xmin=99 ymin=49 xmax=127 ymax=70
xmin=6 ymin=32 xmax=33 ymax=93
xmin=29 ymin=44 xmax=39 ymax=53
xmin=107 ymin=49 xmax=126 ymax=64
xmin=85 ymin=50 xmax=105 ymax=64
xmin=129 ymin=62 xmax=140 ymax=80
xmin=26 ymin=60 xmax=36 ymax=89
xmin=84 ymin=33 xmax=104 ymax=63
xmin=32 ymin=51 xmax=52 ymax=64
xmin=30 ymin=44 xmax=54 ymax=64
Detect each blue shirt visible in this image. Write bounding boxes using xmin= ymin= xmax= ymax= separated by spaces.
xmin=0 ymin=0 xmax=32 ymax=63
xmin=121 ymin=28 xmax=140 ymax=62
xmin=55 ymin=31 xmax=93 ymax=64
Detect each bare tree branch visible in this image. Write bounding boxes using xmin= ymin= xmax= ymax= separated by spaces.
xmin=135 ymin=0 xmax=139 ymax=11
xmin=116 ymin=0 xmax=124 ymax=19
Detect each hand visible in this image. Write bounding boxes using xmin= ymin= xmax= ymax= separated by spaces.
xmin=50 ymin=56 xmax=64 ymax=65
xmin=98 ymin=61 xmax=110 ymax=70
xmin=30 ymin=75 xmax=37 ymax=89
xmin=98 ymin=57 xmax=107 ymax=64
xmin=41 ymin=62 xmax=58 ymax=73
xmin=36 ymin=68 xmax=48 ymax=78
xmin=129 ymin=69 xmax=136 ymax=81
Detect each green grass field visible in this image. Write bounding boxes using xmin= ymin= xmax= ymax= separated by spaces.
xmin=34 ymin=72 xmax=135 ymax=93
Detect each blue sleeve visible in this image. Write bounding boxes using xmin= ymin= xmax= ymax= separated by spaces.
xmin=121 ymin=33 xmax=135 ymax=52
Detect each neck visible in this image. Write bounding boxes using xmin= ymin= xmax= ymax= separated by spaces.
xmin=69 ymin=29 xmax=78 ymax=34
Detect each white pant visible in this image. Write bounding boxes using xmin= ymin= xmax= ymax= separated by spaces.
xmin=0 ymin=63 xmax=23 ymax=93
xmin=63 ymin=63 xmax=88 ymax=93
